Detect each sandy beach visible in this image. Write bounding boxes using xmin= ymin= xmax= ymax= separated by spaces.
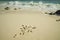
xmin=0 ymin=2 xmax=60 ymax=40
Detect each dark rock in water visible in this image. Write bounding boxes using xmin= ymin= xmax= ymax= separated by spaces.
xmin=55 ymin=10 xmax=60 ymax=16
xmin=49 ymin=13 xmax=53 ymax=15
xmin=53 ymin=13 xmax=55 ymax=15
xmin=49 ymin=13 xmax=55 ymax=15
xmin=4 ymin=7 xmax=10 ymax=10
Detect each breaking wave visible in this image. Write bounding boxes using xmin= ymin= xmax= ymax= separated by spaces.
xmin=0 ymin=1 xmax=60 ymax=13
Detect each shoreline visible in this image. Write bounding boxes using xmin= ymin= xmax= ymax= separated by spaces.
xmin=0 ymin=1 xmax=60 ymax=40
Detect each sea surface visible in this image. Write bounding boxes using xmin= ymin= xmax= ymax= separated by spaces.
xmin=0 ymin=0 xmax=60 ymax=13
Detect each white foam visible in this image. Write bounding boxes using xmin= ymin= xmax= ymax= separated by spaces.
xmin=0 ymin=1 xmax=60 ymax=13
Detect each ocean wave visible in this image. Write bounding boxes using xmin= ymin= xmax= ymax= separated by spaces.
xmin=0 ymin=1 xmax=60 ymax=13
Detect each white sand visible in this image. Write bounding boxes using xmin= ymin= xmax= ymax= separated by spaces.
xmin=0 ymin=8 xmax=60 ymax=40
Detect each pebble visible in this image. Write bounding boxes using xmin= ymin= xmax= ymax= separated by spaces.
xmin=4 ymin=7 xmax=10 ymax=10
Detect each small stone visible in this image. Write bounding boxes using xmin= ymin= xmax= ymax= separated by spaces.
xmin=4 ymin=7 xmax=10 ymax=10
xmin=49 ymin=13 xmax=53 ymax=15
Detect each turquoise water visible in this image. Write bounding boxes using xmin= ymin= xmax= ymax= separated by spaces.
xmin=0 ymin=0 xmax=60 ymax=4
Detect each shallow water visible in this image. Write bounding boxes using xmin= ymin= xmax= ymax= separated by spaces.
xmin=0 ymin=1 xmax=60 ymax=13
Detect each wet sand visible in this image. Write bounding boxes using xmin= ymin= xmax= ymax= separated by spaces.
xmin=0 ymin=8 xmax=60 ymax=40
